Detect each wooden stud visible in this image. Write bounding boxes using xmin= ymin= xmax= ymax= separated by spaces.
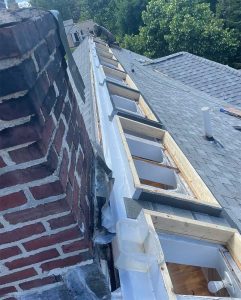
xmin=142 ymin=210 xmax=241 ymax=274
xmin=115 ymin=116 xmax=141 ymax=187
xmin=107 ymin=82 xmax=140 ymax=101
xmin=139 ymin=96 xmax=158 ymax=121
xmin=119 ymin=116 xmax=165 ymax=139
xmin=144 ymin=209 xmax=235 ymax=244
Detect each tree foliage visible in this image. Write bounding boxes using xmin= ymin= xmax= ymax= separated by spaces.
xmin=115 ymin=0 xmax=148 ymax=36
xmin=30 ymin=0 xmax=82 ymax=22
xmin=216 ymin=0 xmax=241 ymax=67
xmin=123 ymin=0 xmax=239 ymax=64
xmin=217 ymin=0 xmax=241 ymax=30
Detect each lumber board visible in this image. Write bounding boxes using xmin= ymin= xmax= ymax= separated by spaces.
xmin=125 ymin=74 xmax=138 ymax=90
xmin=132 ymin=155 xmax=179 ymax=172
xmin=100 ymin=56 xmax=119 ymax=67
xmin=145 ymin=210 xmax=235 ymax=244
xmin=119 ymin=116 xmax=165 ymax=139
xmin=163 ymin=132 xmax=220 ymax=207
xmin=97 ymin=48 xmax=114 ymax=60
xmin=103 ymin=65 xmax=126 ymax=80
xmin=227 ymin=232 xmax=241 ymax=270
xmin=115 ymin=117 xmax=141 ymax=186
xmin=107 ymin=82 xmax=140 ymax=101
xmin=139 ymin=96 xmax=158 ymax=121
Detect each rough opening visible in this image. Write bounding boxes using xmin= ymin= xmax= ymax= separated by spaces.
xmin=133 ymin=159 xmax=177 ymax=190
xmin=166 ymin=263 xmax=230 ymax=297
xmin=125 ymin=134 xmax=164 ymax=163
xmin=112 ymin=95 xmax=142 ymax=116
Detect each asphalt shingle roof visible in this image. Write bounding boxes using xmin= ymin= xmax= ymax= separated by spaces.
xmin=112 ymin=47 xmax=241 ymax=231
xmin=146 ymin=52 xmax=241 ymax=107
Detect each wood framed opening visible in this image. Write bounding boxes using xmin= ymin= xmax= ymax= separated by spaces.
xmin=139 ymin=210 xmax=241 ymax=299
xmin=117 ymin=116 xmax=221 ymax=209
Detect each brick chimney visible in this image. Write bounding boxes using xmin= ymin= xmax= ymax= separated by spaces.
xmin=0 ymin=8 xmax=94 ymax=298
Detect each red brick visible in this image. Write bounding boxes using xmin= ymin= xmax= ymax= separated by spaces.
xmin=0 ymin=191 xmax=27 ymax=212
xmin=41 ymin=253 xmax=90 ymax=272
xmin=68 ymin=150 xmax=76 ymax=186
xmin=46 ymin=146 xmax=59 ymax=172
xmin=72 ymin=178 xmax=80 ymax=213
xmin=0 ymin=286 xmax=17 ymax=297
xmin=0 ymin=96 xmax=34 ymax=122
xmin=46 ymin=52 xmax=61 ymax=85
xmin=0 ymin=268 xmax=37 ymax=285
xmin=62 ymin=239 xmax=90 ymax=254
xmin=6 ymin=249 xmax=59 ymax=270
xmin=48 ymin=214 xmax=76 ymax=230
xmin=28 ymin=72 xmax=50 ymax=112
xmin=66 ymin=121 xmax=75 ymax=148
xmin=23 ymin=226 xmax=82 ymax=251
xmin=73 ymin=128 xmax=81 ymax=150
xmin=76 ymin=151 xmax=84 ymax=176
xmin=66 ymin=182 xmax=73 ymax=208
xmin=0 ymin=117 xmax=41 ymax=151
xmin=34 ymin=41 xmax=49 ymax=70
xmin=63 ymin=102 xmax=71 ymax=123
xmin=0 ymin=223 xmax=45 ymax=245
xmin=0 ymin=156 xmax=6 ymax=168
xmin=0 ymin=18 xmax=40 ymax=60
xmin=4 ymin=199 xmax=69 ymax=225
xmin=9 ymin=143 xmax=43 ymax=164
xmin=0 ymin=162 xmax=55 ymax=189
xmin=54 ymin=120 xmax=66 ymax=154
xmin=0 ymin=58 xmax=37 ymax=97
xmin=41 ymin=86 xmax=57 ymax=118
xmin=59 ymin=150 xmax=69 ymax=190
xmin=0 ymin=246 xmax=22 ymax=260
xmin=19 ymin=276 xmax=58 ymax=290
xmin=40 ymin=116 xmax=55 ymax=153
xmin=54 ymin=77 xmax=66 ymax=120
xmin=34 ymin=12 xmax=56 ymax=39
xmin=30 ymin=181 xmax=64 ymax=200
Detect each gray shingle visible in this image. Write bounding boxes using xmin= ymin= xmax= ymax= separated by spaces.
xmin=146 ymin=52 xmax=241 ymax=107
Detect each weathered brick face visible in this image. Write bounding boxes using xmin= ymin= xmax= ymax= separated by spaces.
xmin=0 ymin=8 xmax=93 ymax=298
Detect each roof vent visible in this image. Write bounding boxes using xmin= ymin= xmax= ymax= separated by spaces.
xmin=202 ymin=107 xmax=213 ymax=140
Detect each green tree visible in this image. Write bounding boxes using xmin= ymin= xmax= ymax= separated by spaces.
xmin=81 ymin=0 xmax=117 ymax=32
xmin=216 ymin=0 xmax=241 ymax=67
xmin=115 ymin=0 xmax=148 ymax=36
xmin=123 ymin=0 xmax=238 ymax=64
xmin=30 ymin=0 xmax=82 ymax=22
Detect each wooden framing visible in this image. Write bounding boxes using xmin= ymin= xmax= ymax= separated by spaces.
xmin=97 ymin=48 xmax=115 ymax=60
xmin=107 ymin=82 xmax=158 ymax=122
xmin=95 ymin=43 xmax=109 ymax=52
xmin=116 ymin=116 xmax=220 ymax=209
xmin=103 ymin=65 xmax=126 ymax=80
xmin=102 ymin=65 xmax=139 ymax=91
xmin=107 ymin=81 xmax=140 ymax=101
xmin=138 ymin=209 xmax=241 ymax=299
xmin=141 ymin=209 xmax=241 ymax=274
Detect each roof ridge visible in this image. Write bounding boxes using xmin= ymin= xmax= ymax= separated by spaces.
xmin=145 ymin=52 xmax=186 ymax=66
xmin=147 ymin=51 xmax=241 ymax=77
xmin=184 ymin=52 xmax=241 ymax=77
